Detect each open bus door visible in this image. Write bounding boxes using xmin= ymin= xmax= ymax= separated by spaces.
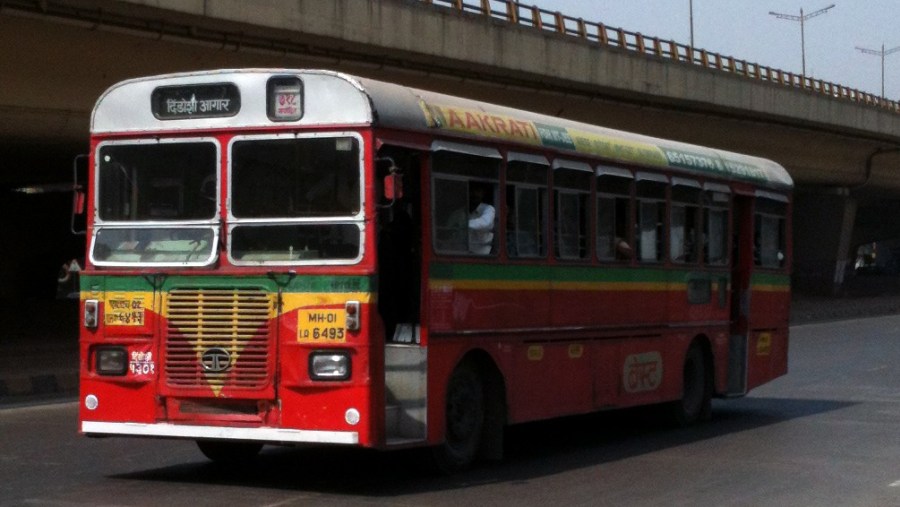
xmin=727 ymin=193 xmax=754 ymax=396
xmin=376 ymin=145 xmax=428 ymax=445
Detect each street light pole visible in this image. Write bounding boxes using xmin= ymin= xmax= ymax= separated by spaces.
xmin=856 ymin=44 xmax=900 ymax=99
xmin=689 ymin=0 xmax=694 ymax=48
xmin=769 ymin=4 xmax=835 ymax=76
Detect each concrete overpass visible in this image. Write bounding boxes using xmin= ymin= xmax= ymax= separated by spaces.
xmin=3 ymin=0 xmax=900 ymax=296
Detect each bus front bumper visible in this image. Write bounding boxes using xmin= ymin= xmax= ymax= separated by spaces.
xmin=81 ymin=421 xmax=359 ymax=445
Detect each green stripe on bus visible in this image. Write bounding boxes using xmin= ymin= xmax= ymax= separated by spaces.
xmin=430 ymin=262 xmax=728 ymax=284
xmin=80 ymin=274 xmax=374 ymax=293
xmin=751 ymin=272 xmax=790 ymax=287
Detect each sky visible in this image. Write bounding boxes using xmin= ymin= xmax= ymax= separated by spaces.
xmin=525 ymin=1 xmax=900 ymax=99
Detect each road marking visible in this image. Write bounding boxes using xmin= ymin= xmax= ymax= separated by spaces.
xmin=889 ymin=479 xmax=900 ymax=488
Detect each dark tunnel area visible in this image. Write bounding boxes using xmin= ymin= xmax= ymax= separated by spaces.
xmin=0 ymin=142 xmax=87 ymax=302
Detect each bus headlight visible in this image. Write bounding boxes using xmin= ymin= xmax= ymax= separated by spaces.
xmin=309 ymin=352 xmax=351 ymax=381
xmin=96 ymin=346 xmax=128 ymax=376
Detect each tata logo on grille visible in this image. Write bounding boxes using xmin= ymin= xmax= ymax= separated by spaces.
xmin=200 ymin=347 xmax=232 ymax=373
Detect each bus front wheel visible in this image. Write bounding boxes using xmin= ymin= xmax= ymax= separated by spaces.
xmin=432 ymin=363 xmax=485 ymax=473
xmin=669 ymin=343 xmax=712 ymax=426
xmin=196 ymin=440 xmax=263 ymax=464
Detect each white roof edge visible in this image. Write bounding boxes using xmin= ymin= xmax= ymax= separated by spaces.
xmin=89 ymin=69 xmax=793 ymax=192
xmin=91 ymin=69 xmax=372 ymax=134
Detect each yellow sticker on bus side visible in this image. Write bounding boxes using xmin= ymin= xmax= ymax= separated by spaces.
xmin=297 ymin=309 xmax=347 ymax=343
xmin=756 ymin=332 xmax=772 ymax=356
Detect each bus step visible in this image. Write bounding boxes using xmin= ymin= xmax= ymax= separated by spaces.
xmin=385 ymin=437 xmax=426 ymax=447
xmin=385 ymin=403 xmax=426 ymax=442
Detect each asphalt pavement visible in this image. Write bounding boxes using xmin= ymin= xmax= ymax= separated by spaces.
xmin=2 ymin=273 xmax=900 ymax=405
xmin=0 ymin=299 xmax=78 ymax=403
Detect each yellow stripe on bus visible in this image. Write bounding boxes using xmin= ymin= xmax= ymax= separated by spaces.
xmin=752 ymin=284 xmax=790 ymax=293
xmin=553 ymin=281 xmax=678 ymax=291
xmin=80 ymin=290 xmax=375 ymax=319
xmin=430 ymin=280 xmax=676 ymax=292
xmin=281 ymin=292 xmax=373 ymax=312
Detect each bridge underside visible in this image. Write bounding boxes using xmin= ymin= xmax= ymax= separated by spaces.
xmin=3 ymin=6 xmax=900 ymax=297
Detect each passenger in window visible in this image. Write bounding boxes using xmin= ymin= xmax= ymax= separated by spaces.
xmin=467 ymin=183 xmax=495 ymax=255
xmin=615 ymin=237 xmax=633 ymax=260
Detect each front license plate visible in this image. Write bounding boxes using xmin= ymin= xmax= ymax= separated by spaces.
xmin=297 ymin=309 xmax=346 ymax=343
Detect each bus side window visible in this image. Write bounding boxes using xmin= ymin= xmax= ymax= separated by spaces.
xmin=754 ymin=198 xmax=787 ymax=268
xmin=507 ymin=160 xmax=548 ymax=258
xmin=596 ymin=169 xmax=633 ymax=262
xmin=703 ymin=190 xmax=730 ymax=266
xmin=635 ymin=173 xmax=668 ymax=263
xmin=670 ymin=180 xmax=701 ymax=264
xmin=431 ymin=151 xmax=499 ymax=256
xmin=553 ymin=164 xmax=592 ymax=260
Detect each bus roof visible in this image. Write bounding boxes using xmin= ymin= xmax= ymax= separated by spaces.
xmin=92 ymin=69 xmax=792 ymax=190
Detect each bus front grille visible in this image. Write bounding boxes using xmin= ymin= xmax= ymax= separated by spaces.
xmin=164 ymin=288 xmax=273 ymax=391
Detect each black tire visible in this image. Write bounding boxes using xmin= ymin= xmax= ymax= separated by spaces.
xmin=196 ymin=440 xmax=263 ymax=464
xmin=669 ymin=343 xmax=712 ymax=426
xmin=432 ymin=363 xmax=485 ymax=473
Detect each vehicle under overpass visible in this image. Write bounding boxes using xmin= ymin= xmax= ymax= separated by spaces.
xmin=3 ymin=0 xmax=900 ymax=299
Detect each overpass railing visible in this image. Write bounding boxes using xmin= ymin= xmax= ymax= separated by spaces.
xmin=421 ymin=0 xmax=900 ymax=113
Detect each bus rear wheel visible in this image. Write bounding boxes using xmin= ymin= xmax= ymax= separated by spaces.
xmin=669 ymin=343 xmax=712 ymax=426
xmin=432 ymin=363 xmax=485 ymax=473
xmin=196 ymin=440 xmax=263 ymax=464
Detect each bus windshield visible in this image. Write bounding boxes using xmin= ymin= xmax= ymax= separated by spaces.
xmin=228 ymin=135 xmax=362 ymax=263
xmin=91 ymin=140 xmax=218 ymax=266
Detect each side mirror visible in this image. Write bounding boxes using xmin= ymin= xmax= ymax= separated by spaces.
xmin=383 ymin=172 xmax=403 ymax=201
xmin=71 ymin=154 xmax=88 ymax=235
xmin=73 ymin=190 xmax=86 ymax=215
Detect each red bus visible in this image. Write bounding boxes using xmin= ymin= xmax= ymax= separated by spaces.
xmin=78 ymin=69 xmax=791 ymax=470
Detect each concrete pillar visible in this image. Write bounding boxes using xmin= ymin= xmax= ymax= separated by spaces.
xmin=792 ymin=188 xmax=857 ymax=295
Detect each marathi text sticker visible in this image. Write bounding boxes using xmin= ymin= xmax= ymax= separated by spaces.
xmin=297 ymin=309 xmax=346 ymax=343
xmin=527 ymin=345 xmax=544 ymax=361
xmin=129 ymin=350 xmax=156 ymax=377
xmin=568 ymin=344 xmax=584 ymax=359
xmin=623 ymin=351 xmax=663 ymax=393
xmin=104 ymin=294 xmax=149 ymax=326
xmin=756 ymin=332 xmax=772 ymax=356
